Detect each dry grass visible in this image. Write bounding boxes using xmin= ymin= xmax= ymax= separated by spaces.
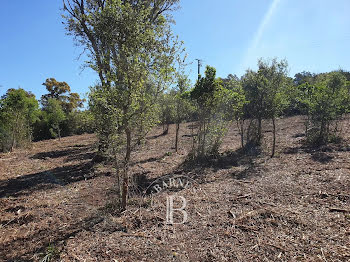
xmin=1 ymin=116 xmax=350 ymax=261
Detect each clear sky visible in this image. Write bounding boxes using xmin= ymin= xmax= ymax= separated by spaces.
xmin=1 ymin=0 xmax=349 ymax=101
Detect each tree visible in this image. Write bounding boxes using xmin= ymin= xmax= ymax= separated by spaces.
xmin=242 ymin=69 xmax=266 ymax=145
xmin=242 ymin=58 xmax=289 ymax=156
xmin=0 ymin=88 xmax=39 ymax=152
xmin=294 ymin=71 xmax=316 ymax=86
xmin=220 ymin=83 xmax=247 ymax=149
xmin=257 ymin=58 xmax=289 ymax=157
xmin=64 ymin=0 xmax=181 ymax=210
xmin=41 ymin=78 xmax=84 ymax=113
xmin=37 ymin=78 xmax=85 ymax=140
xmin=190 ymin=66 xmax=226 ymax=157
xmin=66 ymin=92 xmax=85 ymax=113
xmin=283 ymin=76 xmax=302 ymax=116
xmin=65 ymin=110 xmax=95 ymax=135
xmin=299 ymin=72 xmax=349 ymax=144
xmin=221 ymin=74 xmax=240 ymax=90
xmin=45 ymin=99 xmax=66 ymax=140
xmin=41 ymin=78 xmax=70 ymax=104
xmin=62 ymin=0 xmax=179 ymax=89
xmin=337 ymin=69 xmax=350 ymax=82
xmin=173 ymin=75 xmax=193 ymax=152
xmin=159 ymin=92 xmax=176 ymax=135
xmin=218 ymin=74 xmax=247 ymax=148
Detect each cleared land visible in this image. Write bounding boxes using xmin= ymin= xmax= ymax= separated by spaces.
xmin=0 ymin=116 xmax=350 ymax=261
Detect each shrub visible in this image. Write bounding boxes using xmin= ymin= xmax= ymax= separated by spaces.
xmin=298 ymin=72 xmax=350 ymax=145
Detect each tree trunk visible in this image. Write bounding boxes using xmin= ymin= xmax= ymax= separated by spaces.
xmin=162 ymin=123 xmax=169 ymax=135
xmin=166 ymin=123 xmax=169 ymax=134
xmin=28 ymin=120 xmax=33 ymax=144
xmin=237 ymin=120 xmax=244 ymax=148
xmin=271 ymin=117 xmax=276 ymax=158
xmin=175 ymin=122 xmax=180 ymax=152
xmin=10 ymin=113 xmax=20 ymax=152
xmin=246 ymin=120 xmax=252 ymax=143
xmin=257 ymin=117 xmax=262 ymax=145
xmin=191 ymin=122 xmax=195 ymax=151
xmin=10 ymin=135 xmax=16 ymax=152
xmin=121 ymin=128 xmax=131 ymax=211
xmin=305 ymin=115 xmax=309 ymax=138
xmin=10 ymin=125 xmax=16 ymax=152
xmin=58 ymin=127 xmax=61 ymax=141
xmin=201 ymin=119 xmax=206 ymax=156
xmin=320 ymin=120 xmax=326 ymax=143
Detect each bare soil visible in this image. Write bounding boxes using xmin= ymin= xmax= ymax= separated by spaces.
xmin=1 ymin=116 xmax=350 ymax=261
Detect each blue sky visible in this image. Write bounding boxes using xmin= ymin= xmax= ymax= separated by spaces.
xmin=1 ymin=0 xmax=349 ymax=101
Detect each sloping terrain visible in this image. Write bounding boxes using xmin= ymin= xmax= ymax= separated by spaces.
xmin=1 ymin=116 xmax=350 ymax=261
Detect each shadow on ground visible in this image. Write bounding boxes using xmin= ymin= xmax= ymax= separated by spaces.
xmin=179 ymin=144 xmax=261 ymax=173
xmin=30 ymin=144 xmax=94 ymax=162
xmin=283 ymin=142 xmax=350 ymax=163
xmin=132 ymin=152 xmax=173 ymax=166
xmin=1 ymin=213 xmax=104 ymax=262
xmin=0 ymin=161 xmax=97 ymax=198
xmin=129 ymin=145 xmax=263 ymax=196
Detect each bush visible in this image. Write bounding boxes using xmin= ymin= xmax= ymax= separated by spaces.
xmin=299 ymin=72 xmax=350 ymax=145
xmin=0 ymin=88 xmax=39 ymax=152
xmin=190 ymin=66 xmax=228 ymax=158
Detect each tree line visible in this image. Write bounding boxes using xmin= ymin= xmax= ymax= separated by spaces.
xmin=0 ymin=78 xmax=93 ymax=152
xmin=2 ymin=64 xmax=348 ymax=154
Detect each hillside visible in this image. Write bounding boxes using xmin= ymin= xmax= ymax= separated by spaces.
xmin=1 ymin=116 xmax=350 ymax=261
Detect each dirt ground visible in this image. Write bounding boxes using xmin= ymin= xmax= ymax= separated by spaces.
xmin=1 ymin=116 xmax=350 ymax=261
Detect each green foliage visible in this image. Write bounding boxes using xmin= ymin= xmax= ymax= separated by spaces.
xmin=41 ymin=78 xmax=70 ymax=103
xmin=44 ymin=98 xmax=66 ymax=139
xmin=220 ymin=82 xmax=247 ymax=148
xmin=174 ymin=75 xmax=195 ymax=120
xmin=282 ymin=77 xmax=302 ymax=115
xmin=242 ymin=58 xmax=289 ymax=149
xmin=173 ymin=75 xmax=194 ymax=151
xmin=298 ymin=71 xmax=350 ymax=144
xmin=159 ymin=92 xmax=176 ymax=133
xmin=0 ymin=88 xmax=39 ymax=152
xmin=66 ymin=0 xmax=181 ymax=154
xmin=190 ymin=66 xmax=227 ymax=157
xmin=65 ymin=110 xmax=95 ymax=135
xmin=221 ymin=74 xmax=241 ymax=90
xmin=157 ymin=77 xmax=193 ymax=137
xmin=40 ymin=244 xmax=59 ymax=262
xmin=65 ymin=0 xmax=182 ymax=210
xmin=41 ymin=78 xmax=84 ymax=114
xmin=32 ymin=78 xmax=87 ymax=141
xmin=294 ymin=71 xmax=316 ymax=86
xmin=89 ymin=85 xmax=126 ymax=156
xmin=221 ymin=82 xmax=246 ymax=122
